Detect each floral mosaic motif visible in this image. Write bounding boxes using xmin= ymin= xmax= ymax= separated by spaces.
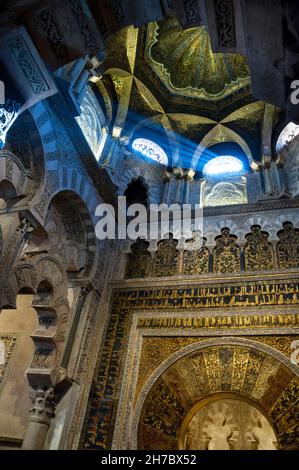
xmin=244 ymin=225 xmax=274 ymax=271
xmin=126 ymin=240 xmax=151 ymax=279
xmin=183 ymin=241 xmax=209 ymax=275
xmin=124 ymin=223 xmax=299 ymax=278
xmin=152 ymin=238 xmax=180 ymax=277
xmin=277 ymin=222 xmax=299 ymax=269
xmin=213 ymin=228 xmax=240 ymax=273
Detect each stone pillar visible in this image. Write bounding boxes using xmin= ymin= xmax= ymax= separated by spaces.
xmin=262 ymin=159 xmax=274 ymax=195
xmin=173 ymin=168 xmax=184 ymax=204
xmin=175 ymin=178 xmax=182 ymax=204
xmin=276 ymin=151 xmax=291 ymax=196
xmin=61 ymin=285 xmax=92 ymax=370
xmin=22 ymin=387 xmax=56 ymax=450
xmin=162 ymin=172 xmax=171 ymax=203
xmin=101 ymin=135 xmax=123 ymax=170
xmin=183 ymin=169 xmax=195 ymax=204
xmin=257 ymin=167 xmax=265 ymax=195
xmin=182 ymin=178 xmax=189 ymax=205
xmin=276 ymin=164 xmax=287 ymax=193
xmin=264 ymin=169 xmax=274 ymax=195
xmin=250 ymin=162 xmax=264 ymax=199
xmin=102 ymin=135 xmax=116 ymax=167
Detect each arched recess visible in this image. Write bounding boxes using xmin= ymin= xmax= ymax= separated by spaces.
xmin=119 ymin=165 xmax=163 ymax=205
xmin=0 ymin=151 xmax=34 ymax=206
xmin=43 ymin=190 xmax=97 ymax=279
xmin=124 ymin=177 xmax=149 ymax=207
xmin=128 ymin=114 xmax=180 ymax=169
xmin=191 ymin=124 xmax=254 ymax=170
xmin=131 ymin=338 xmax=299 ymax=450
xmin=2 ymin=254 xmax=70 ymax=388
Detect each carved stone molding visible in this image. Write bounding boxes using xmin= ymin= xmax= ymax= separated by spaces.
xmin=28 ymin=386 xmax=56 ymax=425
xmin=0 ymin=254 xmax=70 ymax=388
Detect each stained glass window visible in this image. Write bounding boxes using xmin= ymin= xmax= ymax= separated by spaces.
xmin=132 ymin=138 xmax=168 ymax=166
xmin=276 ymin=122 xmax=299 ymax=153
xmin=203 ymin=155 xmax=244 ymax=177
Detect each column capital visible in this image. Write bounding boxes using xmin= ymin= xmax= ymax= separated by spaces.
xmin=184 ymin=169 xmax=195 ymax=181
xmin=163 ymin=170 xmax=172 ymax=182
xmin=276 ymin=150 xmax=287 ymax=167
xmin=28 ymin=386 xmax=56 ymax=425
xmin=250 ymin=161 xmax=262 ymax=172
xmin=173 ymin=167 xmax=184 ymax=179
xmin=262 ymin=155 xmax=272 ymax=169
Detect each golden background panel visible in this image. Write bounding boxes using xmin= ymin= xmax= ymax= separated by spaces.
xmin=135 ymin=335 xmax=299 ymax=403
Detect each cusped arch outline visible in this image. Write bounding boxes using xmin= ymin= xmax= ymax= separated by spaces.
xmin=129 ymin=337 xmax=299 ymax=449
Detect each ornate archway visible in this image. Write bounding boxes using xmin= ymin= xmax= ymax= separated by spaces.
xmin=133 ymin=340 xmax=299 ymax=450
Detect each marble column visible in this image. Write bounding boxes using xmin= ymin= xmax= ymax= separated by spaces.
xmin=22 ymin=387 xmax=56 ymax=450
xmin=183 ymin=178 xmax=189 ymax=204
xmin=257 ymin=167 xmax=265 ymax=195
xmin=162 ymin=172 xmax=171 ymax=204
xmin=101 ymin=135 xmax=124 ymax=170
xmin=263 ymin=164 xmax=274 ymax=195
xmin=276 ymin=151 xmax=291 ymax=196
xmin=183 ymin=170 xmax=195 ymax=204
xmin=175 ymin=178 xmax=182 ymax=204
xmin=61 ymin=285 xmax=92 ymax=369
xmin=173 ymin=168 xmax=184 ymax=204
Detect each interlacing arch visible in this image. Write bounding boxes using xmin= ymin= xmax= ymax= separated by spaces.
xmin=0 ymin=254 xmax=70 ymax=388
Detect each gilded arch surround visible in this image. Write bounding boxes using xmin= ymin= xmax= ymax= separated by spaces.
xmin=83 ymin=268 xmax=299 ymax=450
xmin=131 ymin=338 xmax=299 ymax=450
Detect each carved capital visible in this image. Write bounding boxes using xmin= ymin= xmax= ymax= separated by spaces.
xmin=163 ymin=170 xmax=172 ymax=182
xmin=28 ymin=387 xmax=56 ymax=425
xmin=262 ymin=155 xmax=272 ymax=169
xmin=276 ymin=150 xmax=287 ymax=167
xmin=17 ymin=217 xmax=34 ymax=239
xmin=173 ymin=167 xmax=184 ymax=179
xmin=184 ymin=169 xmax=195 ymax=181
